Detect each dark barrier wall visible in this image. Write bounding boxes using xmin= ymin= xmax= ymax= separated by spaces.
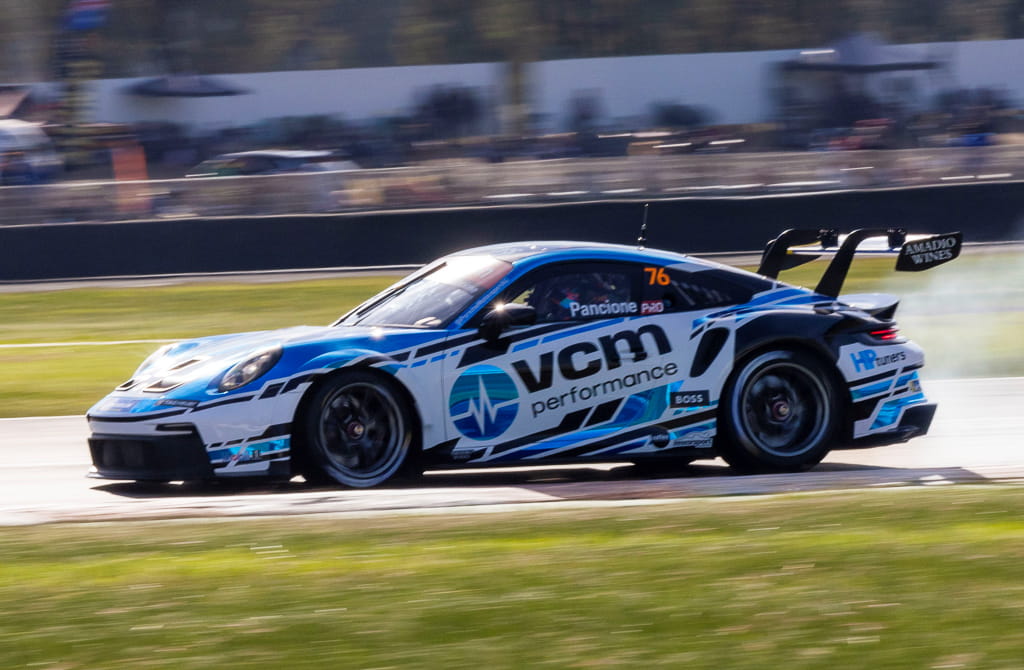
xmin=3 ymin=182 xmax=1023 ymax=281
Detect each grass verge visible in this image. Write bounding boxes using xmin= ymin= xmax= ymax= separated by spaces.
xmin=2 ymin=486 xmax=1024 ymax=668
xmin=0 ymin=276 xmax=398 ymax=343
xmin=0 ymin=250 xmax=1020 ymax=417
xmin=0 ymin=277 xmax=399 ymax=417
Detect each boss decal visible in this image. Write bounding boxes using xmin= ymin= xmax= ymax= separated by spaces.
xmin=670 ymin=390 xmax=710 ymax=408
xmin=449 ymin=365 xmax=519 ymax=440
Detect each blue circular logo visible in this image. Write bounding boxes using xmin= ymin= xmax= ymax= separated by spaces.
xmin=448 ymin=365 xmax=519 ymax=440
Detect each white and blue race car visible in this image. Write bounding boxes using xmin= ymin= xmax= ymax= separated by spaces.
xmin=88 ymin=228 xmax=961 ymax=487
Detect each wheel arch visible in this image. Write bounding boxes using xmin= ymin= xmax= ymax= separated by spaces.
xmin=728 ymin=314 xmax=854 ymax=446
xmin=730 ymin=335 xmax=852 ymax=427
xmin=733 ymin=312 xmax=847 ymax=391
xmin=289 ymin=363 xmax=425 ymax=476
xmin=716 ymin=341 xmax=846 ymax=472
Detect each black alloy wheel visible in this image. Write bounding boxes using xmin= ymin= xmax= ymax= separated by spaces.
xmin=719 ymin=349 xmax=838 ymax=472
xmin=301 ymin=371 xmax=417 ymax=488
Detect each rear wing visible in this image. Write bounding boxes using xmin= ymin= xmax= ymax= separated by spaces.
xmin=757 ymin=228 xmax=962 ymax=298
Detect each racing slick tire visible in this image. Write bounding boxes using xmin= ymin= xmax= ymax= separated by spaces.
xmin=718 ymin=349 xmax=838 ymax=473
xmin=299 ymin=371 xmax=419 ymax=488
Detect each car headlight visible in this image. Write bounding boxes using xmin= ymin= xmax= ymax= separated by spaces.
xmin=217 ymin=346 xmax=282 ymax=393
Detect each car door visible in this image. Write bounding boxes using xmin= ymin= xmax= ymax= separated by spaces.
xmin=632 ymin=262 xmax=764 ymax=451
xmin=440 ymin=259 xmax=714 ymax=464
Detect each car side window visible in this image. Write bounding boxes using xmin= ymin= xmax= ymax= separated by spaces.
xmin=505 ymin=265 xmax=637 ymax=323
xmin=638 ymin=266 xmax=756 ymax=313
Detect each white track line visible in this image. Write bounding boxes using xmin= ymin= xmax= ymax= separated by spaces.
xmin=0 ymin=339 xmax=174 ymax=349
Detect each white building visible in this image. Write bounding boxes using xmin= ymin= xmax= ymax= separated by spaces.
xmin=79 ymin=37 xmax=1024 ymax=133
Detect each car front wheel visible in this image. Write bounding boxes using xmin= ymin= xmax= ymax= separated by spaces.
xmin=300 ymin=371 xmax=417 ymax=488
xmin=718 ymin=349 xmax=838 ymax=473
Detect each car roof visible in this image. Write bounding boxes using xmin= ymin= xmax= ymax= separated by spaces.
xmin=451 ymin=240 xmax=698 ymax=266
xmin=214 ymin=150 xmax=333 ymax=160
xmin=447 ymin=240 xmax=779 ymax=285
xmin=0 ymin=119 xmax=47 ymax=138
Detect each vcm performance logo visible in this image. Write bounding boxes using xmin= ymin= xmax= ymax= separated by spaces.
xmin=449 ymin=365 xmax=519 ymax=440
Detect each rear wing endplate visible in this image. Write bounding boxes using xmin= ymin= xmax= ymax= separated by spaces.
xmin=758 ymin=228 xmax=962 ymax=298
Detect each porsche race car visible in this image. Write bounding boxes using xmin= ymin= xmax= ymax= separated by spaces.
xmin=88 ymin=228 xmax=961 ymax=487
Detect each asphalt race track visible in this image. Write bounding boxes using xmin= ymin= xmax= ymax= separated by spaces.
xmin=0 ymin=377 xmax=1021 ymax=526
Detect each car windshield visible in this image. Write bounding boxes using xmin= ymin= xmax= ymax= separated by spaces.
xmin=336 ymin=255 xmax=513 ymax=329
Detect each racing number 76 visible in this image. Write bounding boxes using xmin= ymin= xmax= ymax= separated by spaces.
xmin=644 ymin=267 xmax=670 ymax=286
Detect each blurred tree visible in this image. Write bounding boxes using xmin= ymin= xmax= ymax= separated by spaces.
xmin=1009 ymin=0 xmax=1024 ymax=38
xmin=473 ymin=0 xmax=549 ymax=133
xmin=5 ymin=0 xmax=1024 ymax=82
xmin=327 ymin=0 xmax=401 ymax=67
xmin=0 ymin=0 xmax=62 ymax=83
xmin=393 ymin=0 xmax=466 ymax=64
xmin=0 ymin=1 xmax=50 ymax=82
xmin=248 ymin=0 xmax=341 ymax=71
xmin=889 ymin=0 xmax=955 ymax=42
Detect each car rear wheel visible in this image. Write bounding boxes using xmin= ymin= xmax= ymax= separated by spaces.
xmin=718 ymin=349 xmax=838 ymax=473
xmin=300 ymin=371 xmax=417 ymax=488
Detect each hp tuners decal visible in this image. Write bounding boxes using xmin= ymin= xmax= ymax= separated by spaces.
xmin=850 ymin=349 xmax=907 ymax=373
xmin=449 ymin=365 xmax=519 ymax=440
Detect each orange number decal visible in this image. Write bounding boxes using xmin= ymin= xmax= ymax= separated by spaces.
xmin=644 ymin=267 xmax=670 ymax=286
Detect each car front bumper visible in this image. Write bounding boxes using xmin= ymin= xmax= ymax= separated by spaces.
xmin=88 ymin=429 xmax=214 ymax=481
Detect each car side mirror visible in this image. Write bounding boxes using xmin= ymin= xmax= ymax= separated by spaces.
xmin=479 ymin=304 xmax=536 ymax=342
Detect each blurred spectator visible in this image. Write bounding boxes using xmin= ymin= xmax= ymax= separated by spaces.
xmin=651 ymin=102 xmax=711 ymax=129
xmin=569 ymin=90 xmax=602 ymax=132
xmin=414 ymin=86 xmax=483 ymax=139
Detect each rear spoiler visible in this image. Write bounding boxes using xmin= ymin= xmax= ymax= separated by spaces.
xmin=758 ymin=228 xmax=962 ymax=298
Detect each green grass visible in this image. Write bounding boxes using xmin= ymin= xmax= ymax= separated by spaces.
xmin=0 ymin=250 xmax=1020 ymax=417
xmin=0 ymin=277 xmax=399 ymax=417
xmin=0 ymin=277 xmax=398 ymax=343
xmin=776 ymin=250 xmax=1024 ymax=379
xmin=0 ymin=344 xmax=159 ymax=417
xmin=2 ymin=487 xmax=1024 ymax=668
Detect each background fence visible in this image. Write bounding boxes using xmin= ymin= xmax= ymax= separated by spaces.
xmin=3 ymin=178 xmax=1023 ymax=282
xmin=3 ymin=144 xmax=1024 ymax=226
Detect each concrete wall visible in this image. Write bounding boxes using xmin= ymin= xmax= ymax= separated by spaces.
xmin=4 ymin=184 xmax=1022 ymax=282
xmin=939 ymin=38 xmax=1024 ymax=94
xmin=81 ymin=38 xmax=1024 ymax=133
xmin=88 ymin=62 xmax=504 ymax=131
xmin=531 ymin=50 xmax=793 ymax=128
